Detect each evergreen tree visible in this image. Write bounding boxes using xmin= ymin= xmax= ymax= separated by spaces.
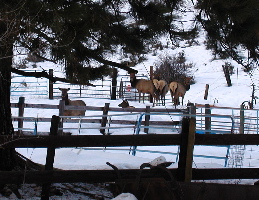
xmin=196 ymin=0 xmax=259 ymax=70
xmin=1 ymin=0 xmax=197 ymax=182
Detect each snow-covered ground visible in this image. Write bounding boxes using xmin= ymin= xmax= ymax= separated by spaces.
xmin=7 ymin=41 xmax=259 ymax=199
xmin=5 ymin=2 xmax=259 ymax=199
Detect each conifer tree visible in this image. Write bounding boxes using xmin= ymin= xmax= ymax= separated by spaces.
xmin=1 ymin=0 xmax=196 ymax=177
xmin=196 ymin=0 xmax=259 ymax=70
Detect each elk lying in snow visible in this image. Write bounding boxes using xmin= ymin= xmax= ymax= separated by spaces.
xmin=129 ymin=73 xmax=158 ymax=105
xmin=59 ymin=88 xmax=86 ymax=116
xmin=118 ymin=99 xmax=135 ymax=108
xmin=153 ymin=79 xmax=169 ymax=106
xmin=169 ymin=77 xmax=192 ymax=106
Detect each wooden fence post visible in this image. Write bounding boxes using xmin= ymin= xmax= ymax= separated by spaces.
xmin=222 ymin=65 xmax=232 ymax=87
xmin=240 ymin=103 xmax=245 ymax=134
xmin=41 ymin=115 xmax=60 ymax=200
xmin=18 ymin=97 xmax=25 ymax=135
xmin=178 ymin=103 xmax=196 ymax=182
xmin=250 ymin=84 xmax=255 ymax=109
xmin=177 ymin=117 xmax=190 ymax=181
xmin=100 ymin=103 xmax=110 ymax=135
xmin=204 ymin=84 xmax=209 ymax=100
xmin=205 ymin=104 xmax=211 ymax=134
xmin=150 ymin=66 xmax=154 ymax=80
xmin=149 ymin=66 xmax=154 ymax=103
xmin=111 ymin=68 xmax=118 ymax=100
xmin=79 ymin=85 xmax=82 ymax=97
xmin=144 ymin=106 xmax=151 ymax=133
xmin=58 ymin=100 xmax=65 ymax=135
xmin=119 ymin=79 xmax=123 ymax=99
xmin=48 ymin=69 xmax=53 ymax=99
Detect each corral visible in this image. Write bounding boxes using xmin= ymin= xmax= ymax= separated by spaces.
xmin=4 ymin=114 xmax=259 ymax=199
xmin=6 ymin=97 xmax=259 ymax=199
xmin=9 ymin=67 xmax=259 ymax=199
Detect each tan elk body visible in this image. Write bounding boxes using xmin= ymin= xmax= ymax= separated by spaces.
xmin=154 ymin=80 xmax=169 ymax=105
xmin=59 ymin=88 xmax=86 ymax=116
xmin=169 ymin=77 xmax=192 ymax=106
xmin=129 ymin=73 xmax=158 ymax=105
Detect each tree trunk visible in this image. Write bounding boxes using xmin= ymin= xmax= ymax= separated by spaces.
xmin=0 ymin=21 xmax=16 ymax=171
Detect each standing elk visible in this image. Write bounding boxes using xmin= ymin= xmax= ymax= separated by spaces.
xmin=169 ymin=77 xmax=192 ymax=106
xmin=154 ymin=79 xmax=169 ymax=106
xmin=129 ymin=73 xmax=159 ymax=106
xmin=59 ymin=88 xmax=86 ymax=116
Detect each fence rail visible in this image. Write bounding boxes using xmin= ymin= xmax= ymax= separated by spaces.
xmin=11 ymin=97 xmax=185 ymax=135
xmin=11 ymin=98 xmax=259 ymax=136
xmin=11 ymin=69 xmax=48 ymax=96
xmin=3 ymin=116 xmax=259 ymax=199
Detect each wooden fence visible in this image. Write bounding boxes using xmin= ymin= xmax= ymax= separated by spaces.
xmin=12 ymin=97 xmax=259 ymax=137
xmin=195 ymin=103 xmax=259 ymax=134
xmin=2 ymin=115 xmax=259 ymax=199
xmin=11 ymin=69 xmax=48 ymax=96
xmin=12 ymin=68 xmax=172 ymax=104
xmin=12 ymin=97 xmax=185 ymax=136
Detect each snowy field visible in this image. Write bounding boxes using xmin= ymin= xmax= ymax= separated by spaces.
xmin=11 ymin=40 xmax=259 ymax=185
xmin=5 ymin=1 xmax=259 ymax=199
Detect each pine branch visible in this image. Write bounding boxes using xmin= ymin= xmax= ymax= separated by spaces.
xmin=84 ymin=49 xmax=138 ymax=74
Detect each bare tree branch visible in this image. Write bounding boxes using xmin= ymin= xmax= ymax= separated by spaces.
xmin=11 ymin=67 xmax=95 ymax=86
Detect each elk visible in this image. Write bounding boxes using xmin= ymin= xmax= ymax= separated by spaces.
xmin=118 ymin=99 xmax=135 ymax=108
xmin=169 ymin=77 xmax=192 ymax=106
xmin=129 ymin=73 xmax=158 ymax=105
xmin=154 ymin=79 xmax=169 ymax=106
xmin=59 ymin=88 xmax=86 ymax=116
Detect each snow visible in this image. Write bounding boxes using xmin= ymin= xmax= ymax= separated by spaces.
xmin=112 ymin=193 xmax=138 ymax=200
xmin=8 ymin=45 xmax=259 ymax=199
xmin=5 ymin=2 xmax=259 ymax=199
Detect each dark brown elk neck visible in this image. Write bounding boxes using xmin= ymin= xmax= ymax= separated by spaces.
xmin=185 ymin=84 xmax=190 ymax=91
xmin=130 ymin=76 xmax=140 ymax=88
xmin=176 ymin=80 xmax=190 ymax=91
xmin=177 ymin=77 xmax=192 ymax=91
xmin=62 ymin=95 xmax=70 ymax=105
